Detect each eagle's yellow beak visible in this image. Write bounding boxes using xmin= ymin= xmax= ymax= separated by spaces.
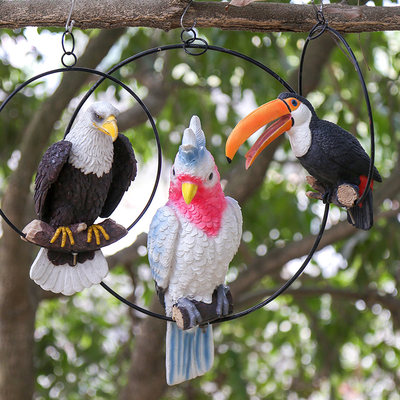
xmin=182 ymin=182 xmax=198 ymax=205
xmin=95 ymin=115 xmax=118 ymax=142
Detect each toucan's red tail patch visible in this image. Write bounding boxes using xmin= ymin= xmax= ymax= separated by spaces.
xmin=358 ymin=175 xmax=373 ymax=207
xmin=359 ymin=175 xmax=373 ymax=196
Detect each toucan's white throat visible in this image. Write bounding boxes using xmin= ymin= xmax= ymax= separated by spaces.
xmin=286 ymin=103 xmax=312 ymax=158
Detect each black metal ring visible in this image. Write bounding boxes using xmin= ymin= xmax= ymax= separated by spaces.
xmin=61 ymin=31 xmax=77 ymax=68
xmin=61 ymin=52 xmax=78 ymax=68
xmin=183 ymin=38 xmax=209 ymax=56
xmin=61 ymin=31 xmax=75 ymax=54
xmin=180 ymin=28 xmax=196 ymax=44
xmin=79 ymin=44 xmax=332 ymax=323
xmin=0 ymin=66 xmax=162 ymax=239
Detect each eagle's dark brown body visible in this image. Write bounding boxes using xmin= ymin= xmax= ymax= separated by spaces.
xmin=34 ymin=134 xmax=137 ymax=265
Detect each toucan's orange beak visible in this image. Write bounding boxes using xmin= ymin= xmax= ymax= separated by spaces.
xmin=225 ymin=99 xmax=293 ymax=169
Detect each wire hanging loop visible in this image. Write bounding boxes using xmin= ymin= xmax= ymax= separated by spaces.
xmin=61 ymin=0 xmax=77 ymax=67
xmin=180 ymin=0 xmax=208 ymax=56
xmin=308 ymin=0 xmax=328 ymax=41
xmin=61 ymin=31 xmax=77 ymax=68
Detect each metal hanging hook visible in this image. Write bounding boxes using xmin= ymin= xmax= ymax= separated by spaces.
xmin=65 ymin=0 xmax=76 ymax=33
xmin=311 ymin=0 xmax=326 ymax=25
xmin=181 ymin=0 xmax=196 ymax=31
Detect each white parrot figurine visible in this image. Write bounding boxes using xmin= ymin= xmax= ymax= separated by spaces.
xmin=147 ymin=115 xmax=242 ymax=385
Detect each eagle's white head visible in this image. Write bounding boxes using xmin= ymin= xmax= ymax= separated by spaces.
xmin=66 ymin=102 xmax=120 ymax=177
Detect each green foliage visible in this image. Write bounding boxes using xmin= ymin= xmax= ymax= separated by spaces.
xmin=1 ymin=21 xmax=400 ymax=400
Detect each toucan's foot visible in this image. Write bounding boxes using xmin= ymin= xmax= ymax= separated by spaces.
xmin=87 ymin=224 xmax=110 ymax=245
xmin=216 ymin=284 xmax=230 ymax=317
xmin=176 ymin=298 xmax=202 ymax=329
xmin=50 ymin=226 xmax=75 ymax=248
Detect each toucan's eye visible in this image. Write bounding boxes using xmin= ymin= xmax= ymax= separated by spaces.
xmin=209 ymin=172 xmax=213 ymax=181
xmin=291 ymin=99 xmax=298 ymax=107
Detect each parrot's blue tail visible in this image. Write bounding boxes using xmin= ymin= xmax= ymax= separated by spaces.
xmin=166 ymin=322 xmax=214 ymax=385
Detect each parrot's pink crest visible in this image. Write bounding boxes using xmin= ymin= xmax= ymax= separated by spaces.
xmin=168 ymin=173 xmax=227 ymax=237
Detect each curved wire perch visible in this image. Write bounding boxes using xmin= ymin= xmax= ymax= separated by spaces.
xmin=91 ymin=43 xmax=329 ymax=323
xmin=100 ymin=282 xmax=173 ymax=321
xmin=214 ymin=203 xmax=329 ymax=324
xmin=0 ymin=67 xmax=162 ymax=238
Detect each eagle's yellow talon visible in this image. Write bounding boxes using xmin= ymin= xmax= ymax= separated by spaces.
xmin=66 ymin=227 xmax=75 ymax=245
xmin=50 ymin=226 xmax=75 ymax=248
xmin=87 ymin=224 xmax=110 ymax=245
xmin=97 ymin=225 xmax=110 ymax=241
xmin=87 ymin=226 xmax=93 ymax=243
xmin=94 ymin=227 xmax=100 ymax=245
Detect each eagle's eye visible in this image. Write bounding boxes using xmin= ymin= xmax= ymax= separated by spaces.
xmin=94 ymin=113 xmax=102 ymax=120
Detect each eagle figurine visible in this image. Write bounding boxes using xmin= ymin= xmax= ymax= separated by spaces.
xmin=29 ymin=102 xmax=137 ymax=295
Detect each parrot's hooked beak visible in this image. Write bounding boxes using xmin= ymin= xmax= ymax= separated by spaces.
xmin=95 ymin=115 xmax=119 ymax=142
xmin=225 ymin=99 xmax=294 ymax=169
xmin=182 ymin=182 xmax=198 ymax=205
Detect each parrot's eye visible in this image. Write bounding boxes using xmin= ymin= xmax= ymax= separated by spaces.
xmin=208 ymin=173 xmax=213 ymax=181
xmin=172 ymin=168 xmax=176 ymax=176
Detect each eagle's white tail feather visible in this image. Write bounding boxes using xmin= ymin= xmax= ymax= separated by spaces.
xmin=30 ymin=248 xmax=108 ymax=295
xmin=166 ymin=322 xmax=214 ymax=385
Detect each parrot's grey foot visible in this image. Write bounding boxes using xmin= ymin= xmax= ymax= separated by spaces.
xmin=176 ymin=298 xmax=202 ymax=329
xmin=216 ymin=284 xmax=230 ymax=317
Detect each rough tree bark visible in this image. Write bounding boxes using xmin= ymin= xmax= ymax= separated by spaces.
xmin=1 ymin=1 xmax=400 ymax=32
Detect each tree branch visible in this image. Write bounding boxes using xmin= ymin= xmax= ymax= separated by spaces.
xmin=1 ymin=1 xmax=400 ymax=33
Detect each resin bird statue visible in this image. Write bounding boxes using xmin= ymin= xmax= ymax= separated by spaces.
xmin=226 ymin=92 xmax=382 ymax=230
xmin=147 ymin=115 xmax=242 ymax=385
xmin=29 ymin=102 xmax=137 ymax=295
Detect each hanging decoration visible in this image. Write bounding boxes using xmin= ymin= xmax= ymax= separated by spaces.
xmin=225 ymin=91 xmax=382 ymax=230
xmin=27 ymin=101 xmax=137 ymax=295
xmin=147 ymin=115 xmax=242 ymax=385
xmin=225 ymin=3 xmax=380 ymax=230
xmin=0 ymin=3 xmax=162 ymax=294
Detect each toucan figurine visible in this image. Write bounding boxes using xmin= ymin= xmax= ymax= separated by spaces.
xmin=226 ymin=92 xmax=382 ymax=230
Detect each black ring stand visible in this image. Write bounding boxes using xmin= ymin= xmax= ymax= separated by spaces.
xmin=87 ymin=41 xmax=328 ymax=324
xmin=0 ymin=67 xmax=162 ymax=237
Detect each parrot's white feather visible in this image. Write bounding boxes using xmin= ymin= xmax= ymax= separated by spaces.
xmin=147 ymin=206 xmax=179 ymax=289
xmin=182 ymin=128 xmax=197 ymax=148
xmin=160 ymin=199 xmax=242 ymax=315
xmin=188 ymin=115 xmax=206 ymax=148
xmin=30 ymin=248 xmax=108 ymax=296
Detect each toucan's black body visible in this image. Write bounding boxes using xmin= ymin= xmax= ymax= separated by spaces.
xmin=298 ymin=115 xmax=381 ymax=229
xmin=278 ymin=93 xmax=382 ymax=230
xmin=226 ymin=92 xmax=382 ymax=230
